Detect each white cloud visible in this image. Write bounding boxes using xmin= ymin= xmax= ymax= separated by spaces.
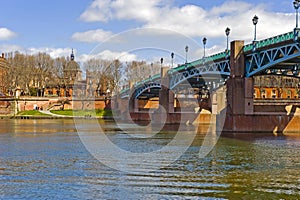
xmin=0 ymin=44 xmax=23 ymax=54
xmin=209 ymin=1 xmax=253 ymax=16
xmin=0 ymin=43 xmax=136 ymax=64
xmin=79 ymin=0 xmax=295 ymax=43
xmin=0 ymin=45 xmax=73 ymax=59
xmin=143 ymin=1 xmax=293 ymax=41
xmin=111 ymin=0 xmax=161 ymax=22
xmin=27 ymin=47 xmax=73 ymax=58
xmin=80 ymin=0 xmax=162 ymax=22
xmin=0 ymin=28 xmax=17 ymax=40
xmin=80 ymin=0 xmax=112 ymax=22
xmin=78 ymin=50 xmax=137 ymax=63
xmin=72 ymin=29 xmax=114 ymax=43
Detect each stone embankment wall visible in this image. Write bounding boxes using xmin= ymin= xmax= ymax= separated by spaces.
xmin=0 ymin=98 xmax=13 ymax=115
xmin=0 ymin=97 xmax=111 ymax=115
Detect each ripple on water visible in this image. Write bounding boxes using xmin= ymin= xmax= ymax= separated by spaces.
xmin=0 ymin=120 xmax=300 ymax=199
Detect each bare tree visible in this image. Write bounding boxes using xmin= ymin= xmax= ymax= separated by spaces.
xmin=52 ymin=56 xmax=67 ymax=96
xmin=5 ymin=50 xmax=162 ymax=99
xmin=84 ymin=58 xmax=111 ymax=97
xmin=57 ymin=98 xmax=71 ymax=110
xmin=125 ymin=61 xmax=161 ymax=85
xmin=33 ymin=53 xmax=54 ymax=96
xmin=6 ymin=51 xmax=34 ymax=95
xmin=6 ymin=52 xmax=70 ymax=97
xmin=106 ymin=59 xmax=122 ymax=95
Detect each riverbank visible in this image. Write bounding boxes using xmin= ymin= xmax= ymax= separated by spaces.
xmin=0 ymin=115 xmax=114 ymax=120
xmin=0 ymin=109 xmax=114 ymax=120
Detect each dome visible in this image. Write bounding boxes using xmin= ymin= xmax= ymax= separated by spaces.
xmin=65 ymin=60 xmax=80 ymax=71
xmin=63 ymin=50 xmax=82 ymax=82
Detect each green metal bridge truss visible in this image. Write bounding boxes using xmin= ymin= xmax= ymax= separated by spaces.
xmin=169 ymin=59 xmax=230 ymax=89
xmin=121 ymin=31 xmax=300 ymax=99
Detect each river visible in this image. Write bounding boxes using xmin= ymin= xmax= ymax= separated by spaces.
xmin=0 ymin=119 xmax=299 ymax=199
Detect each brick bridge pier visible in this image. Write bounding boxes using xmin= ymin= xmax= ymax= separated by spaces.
xmin=116 ymin=40 xmax=300 ymax=134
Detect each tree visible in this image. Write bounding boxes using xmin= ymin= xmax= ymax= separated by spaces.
xmin=57 ymin=98 xmax=71 ymax=110
xmin=125 ymin=61 xmax=161 ymax=85
xmin=106 ymin=59 xmax=122 ymax=95
xmin=6 ymin=51 xmax=34 ymax=95
xmin=33 ymin=53 xmax=54 ymax=96
xmin=6 ymin=52 xmax=68 ymax=97
xmin=84 ymin=58 xmax=111 ymax=97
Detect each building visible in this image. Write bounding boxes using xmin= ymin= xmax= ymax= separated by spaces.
xmin=254 ymin=75 xmax=300 ymax=99
xmin=44 ymin=50 xmax=83 ymax=97
xmin=62 ymin=49 xmax=83 ymax=97
xmin=0 ymin=53 xmax=9 ymax=95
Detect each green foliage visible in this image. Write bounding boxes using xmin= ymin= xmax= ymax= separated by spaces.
xmin=51 ymin=109 xmax=112 ymax=117
xmin=51 ymin=109 xmax=74 ymax=116
xmin=29 ymin=87 xmax=37 ymax=96
xmin=18 ymin=110 xmax=50 ymax=116
xmin=95 ymin=109 xmax=113 ymax=116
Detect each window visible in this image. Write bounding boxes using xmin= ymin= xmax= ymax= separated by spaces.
xmin=287 ymin=90 xmax=291 ymax=99
xmin=272 ymin=89 xmax=276 ymax=98
xmin=261 ymin=89 xmax=266 ymax=98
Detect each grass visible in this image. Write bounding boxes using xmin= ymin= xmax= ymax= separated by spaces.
xmin=50 ymin=109 xmax=113 ymax=117
xmin=18 ymin=110 xmax=50 ymax=116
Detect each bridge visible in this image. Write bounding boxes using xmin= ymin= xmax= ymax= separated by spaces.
xmin=115 ymin=30 xmax=300 ymax=134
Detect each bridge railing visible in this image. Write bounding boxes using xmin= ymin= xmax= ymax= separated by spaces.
xmin=120 ymin=31 xmax=296 ymax=96
xmin=169 ymin=51 xmax=228 ymax=74
xmin=134 ymin=73 xmax=161 ymax=88
xmin=120 ymin=50 xmax=230 ymax=96
xmin=120 ymin=73 xmax=161 ymax=96
xmin=244 ymin=31 xmax=294 ymax=52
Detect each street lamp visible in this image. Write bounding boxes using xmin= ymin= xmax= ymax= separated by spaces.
xmin=203 ymin=37 xmax=207 ymax=58
xmin=294 ymin=0 xmax=300 ymax=28
xmin=225 ymin=27 xmax=230 ymax=54
xmin=185 ymin=46 xmax=188 ymax=63
xmin=171 ymin=52 xmax=174 ymax=68
xmin=294 ymin=0 xmax=300 ymax=41
xmin=150 ymin=62 xmax=153 ymax=78
xmin=252 ymin=15 xmax=258 ymax=51
xmin=160 ymin=57 xmax=163 ymax=68
xmin=252 ymin=15 xmax=258 ymax=41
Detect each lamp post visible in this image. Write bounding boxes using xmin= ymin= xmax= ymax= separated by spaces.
xmin=171 ymin=52 xmax=174 ymax=68
xmin=294 ymin=0 xmax=300 ymax=28
xmin=160 ymin=57 xmax=163 ymax=68
xmin=252 ymin=15 xmax=258 ymax=41
xmin=225 ymin=27 xmax=230 ymax=55
xmin=185 ymin=46 xmax=188 ymax=63
xmin=150 ymin=62 xmax=153 ymax=78
xmin=294 ymin=0 xmax=300 ymax=41
xmin=203 ymin=37 xmax=207 ymax=58
xmin=252 ymin=15 xmax=258 ymax=51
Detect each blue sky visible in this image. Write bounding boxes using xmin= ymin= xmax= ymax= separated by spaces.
xmin=0 ymin=0 xmax=297 ymax=65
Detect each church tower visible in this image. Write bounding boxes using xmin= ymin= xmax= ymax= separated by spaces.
xmin=70 ymin=48 xmax=75 ymax=61
xmin=62 ymin=49 xmax=83 ymax=97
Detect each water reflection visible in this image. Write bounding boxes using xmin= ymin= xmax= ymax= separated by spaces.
xmin=0 ymin=119 xmax=299 ymax=199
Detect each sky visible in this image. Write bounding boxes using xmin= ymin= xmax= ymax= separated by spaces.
xmin=0 ymin=0 xmax=297 ymax=66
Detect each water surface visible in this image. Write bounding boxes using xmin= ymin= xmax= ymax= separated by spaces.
xmin=0 ymin=119 xmax=299 ymax=199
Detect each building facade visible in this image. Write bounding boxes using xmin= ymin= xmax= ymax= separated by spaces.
xmin=44 ymin=50 xmax=83 ymax=97
xmin=0 ymin=53 xmax=9 ymax=95
xmin=254 ymin=75 xmax=300 ymax=99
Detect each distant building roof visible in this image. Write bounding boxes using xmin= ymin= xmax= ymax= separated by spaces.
xmin=64 ymin=60 xmax=81 ymax=72
xmin=64 ymin=49 xmax=81 ymax=72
